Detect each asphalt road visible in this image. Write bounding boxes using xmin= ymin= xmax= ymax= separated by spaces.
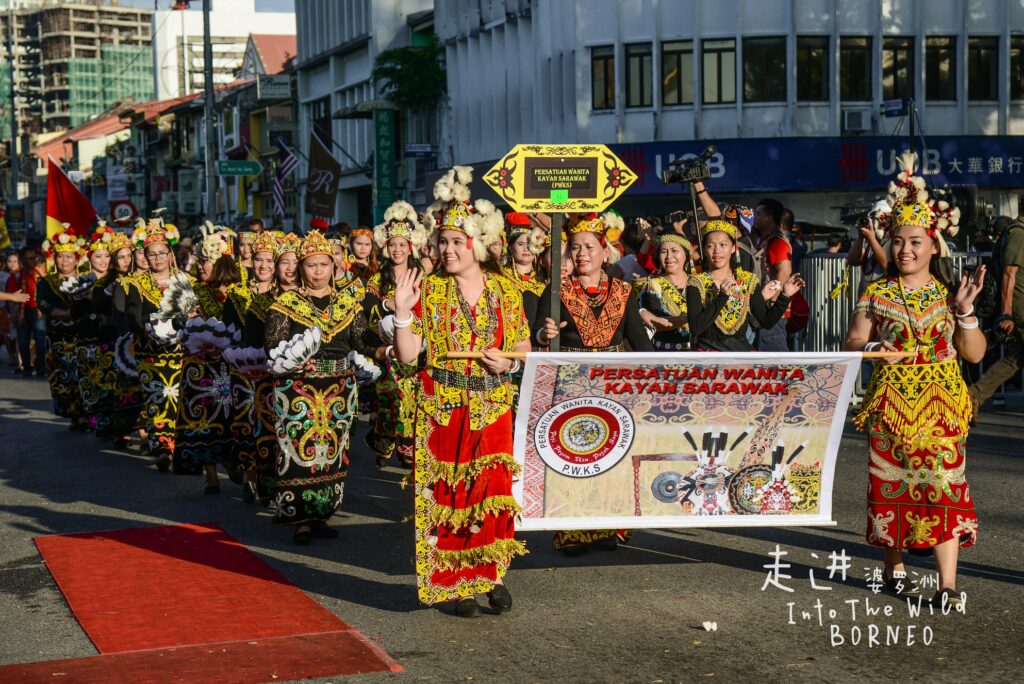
xmin=1 ymin=373 xmax=1022 ymax=683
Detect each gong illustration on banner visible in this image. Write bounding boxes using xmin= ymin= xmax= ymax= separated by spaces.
xmin=482 ymin=144 xmax=637 ymax=213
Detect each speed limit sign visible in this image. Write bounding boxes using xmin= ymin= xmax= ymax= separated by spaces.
xmin=110 ymin=199 xmax=138 ymax=223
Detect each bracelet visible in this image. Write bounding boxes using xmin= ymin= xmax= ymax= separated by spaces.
xmin=509 ymin=359 xmax=521 ymax=374
xmin=384 ymin=345 xmax=394 ymax=359
xmin=696 ymin=188 xmax=707 ymax=195
xmin=954 ymin=306 xmax=974 ymax=319
xmin=864 ymin=342 xmax=882 ymax=353
xmin=393 ymin=314 xmax=414 ymax=329
xmin=958 ymin=319 xmax=980 ymax=330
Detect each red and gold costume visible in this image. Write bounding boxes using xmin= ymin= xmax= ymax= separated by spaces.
xmin=410 ymin=166 xmax=527 ymax=605
xmin=854 ymin=279 xmax=976 ymax=550
xmin=410 ymin=272 xmax=529 ymax=604
xmin=854 ymin=151 xmax=977 ymax=551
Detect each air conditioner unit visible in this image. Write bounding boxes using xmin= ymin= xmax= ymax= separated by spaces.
xmin=842 ymin=109 xmax=871 ymax=133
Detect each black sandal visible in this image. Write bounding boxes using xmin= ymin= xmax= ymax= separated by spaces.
xmin=310 ymin=521 xmax=339 ymax=538
xmin=293 ymin=527 xmax=312 ymax=545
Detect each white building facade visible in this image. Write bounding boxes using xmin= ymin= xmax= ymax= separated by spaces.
xmin=436 ymin=0 xmax=1024 ymax=229
xmin=152 ymin=0 xmax=296 ymax=100
xmin=294 ymin=0 xmax=432 ymax=227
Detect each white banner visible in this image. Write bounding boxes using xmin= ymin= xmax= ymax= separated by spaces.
xmin=513 ymin=352 xmax=862 ymax=531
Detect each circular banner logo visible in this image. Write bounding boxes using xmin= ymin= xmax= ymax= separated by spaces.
xmin=534 ymin=397 xmax=634 ymax=478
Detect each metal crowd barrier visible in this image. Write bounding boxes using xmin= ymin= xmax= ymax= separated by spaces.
xmin=800 ymin=252 xmax=1022 ymax=398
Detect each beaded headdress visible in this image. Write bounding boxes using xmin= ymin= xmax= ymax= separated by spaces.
xmin=373 ymin=200 xmax=427 ymax=256
xmin=885 ymin=151 xmax=960 ymax=257
xmin=130 ymin=218 xmax=149 ymax=249
xmin=143 ymin=217 xmax=180 ymax=248
xmin=108 ymin=231 xmax=133 ymax=254
xmin=299 ymin=229 xmax=334 ymax=261
xmin=276 ymin=233 xmax=302 ymax=259
xmin=238 ymin=231 xmax=258 ymax=244
xmin=658 ymin=233 xmax=694 ymax=254
xmin=43 ymin=223 xmax=85 ymax=258
xmin=700 ymin=219 xmax=742 ymax=242
xmin=564 ymin=211 xmax=624 ymax=263
xmin=252 ymin=230 xmax=280 ymax=256
xmin=424 ymin=165 xmax=504 ymax=263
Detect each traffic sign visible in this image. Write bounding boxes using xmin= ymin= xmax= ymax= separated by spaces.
xmin=217 ymin=160 xmax=263 ymax=176
xmin=482 ymin=144 xmax=636 ymax=212
xmin=109 ymin=199 xmax=138 ymax=223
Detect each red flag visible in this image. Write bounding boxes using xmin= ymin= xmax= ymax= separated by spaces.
xmin=46 ymin=157 xmax=97 ymax=239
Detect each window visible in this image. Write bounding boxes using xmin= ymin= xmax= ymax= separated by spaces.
xmin=925 ymin=36 xmax=956 ymax=101
xmin=882 ymin=37 xmax=914 ymax=100
xmin=662 ymin=40 xmax=694 ymax=105
xmin=591 ymin=46 xmax=615 ymax=110
xmin=702 ymin=38 xmax=736 ymax=104
xmin=968 ymin=36 xmax=999 ymax=100
xmin=310 ymin=96 xmax=331 ymax=147
xmin=625 ymin=43 xmax=653 ymax=108
xmin=840 ymin=36 xmax=872 ymax=101
xmin=796 ymin=36 xmax=828 ymax=101
xmin=1012 ymin=36 xmax=1024 ymax=100
xmin=743 ymin=36 xmax=786 ymax=102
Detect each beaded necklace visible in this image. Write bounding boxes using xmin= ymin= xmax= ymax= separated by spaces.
xmin=571 ymin=273 xmax=610 ymax=307
xmin=300 ymin=286 xmax=335 ymax=324
xmin=450 ymin=275 xmax=498 ymax=344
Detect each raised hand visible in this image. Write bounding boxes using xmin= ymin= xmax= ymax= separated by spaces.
xmin=954 ymin=265 xmax=986 ymax=315
xmin=394 ymin=267 xmax=422 ymax=315
xmin=761 ymin=279 xmax=781 ymax=300
xmin=782 ymin=273 xmax=806 ymax=297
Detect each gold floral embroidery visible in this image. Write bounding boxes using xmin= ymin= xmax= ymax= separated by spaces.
xmin=501 ymin=266 xmax=546 ymax=297
xmin=903 ymin=512 xmax=941 ymax=546
xmin=691 ymin=269 xmax=758 ymax=335
xmin=411 ymin=273 xmax=528 ymax=430
xmin=269 ymin=286 xmax=362 ymax=343
xmin=636 ymin=276 xmax=687 ymax=317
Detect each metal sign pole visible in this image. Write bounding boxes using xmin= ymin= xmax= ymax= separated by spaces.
xmin=548 ymin=213 xmax=564 ymax=352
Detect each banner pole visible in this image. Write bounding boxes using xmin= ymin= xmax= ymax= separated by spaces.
xmin=548 ymin=213 xmax=564 ymax=352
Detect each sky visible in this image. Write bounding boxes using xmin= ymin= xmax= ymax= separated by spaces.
xmin=117 ymin=1 xmax=295 ymax=11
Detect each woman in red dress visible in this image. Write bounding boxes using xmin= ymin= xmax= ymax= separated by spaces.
xmin=394 ymin=166 xmax=529 ymax=617
xmin=845 ymin=152 xmax=986 ymax=607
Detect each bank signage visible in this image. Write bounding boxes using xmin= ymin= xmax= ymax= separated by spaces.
xmin=611 ymin=136 xmax=1024 ymax=194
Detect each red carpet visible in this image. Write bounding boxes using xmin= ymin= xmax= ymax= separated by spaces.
xmin=9 ymin=522 xmax=401 ymax=680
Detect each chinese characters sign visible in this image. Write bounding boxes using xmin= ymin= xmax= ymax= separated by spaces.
xmin=513 ymin=352 xmax=861 ymax=531
xmin=373 ymin=108 xmax=397 ymax=224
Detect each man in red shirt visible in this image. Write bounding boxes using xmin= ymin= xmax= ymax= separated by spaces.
xmin=752 ymin=198 xmax=793 ymax=352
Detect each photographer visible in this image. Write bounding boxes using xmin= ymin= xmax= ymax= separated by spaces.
xmin=969 ymin=214 xmax=1024 ymax=416
xmin=847 ymin=200 xmax=890 ymax=293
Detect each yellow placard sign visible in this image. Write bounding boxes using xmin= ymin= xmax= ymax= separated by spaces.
xmin=483 ymin=144 xmax=636 ymax=212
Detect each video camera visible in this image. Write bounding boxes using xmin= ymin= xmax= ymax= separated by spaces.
xmin=662 ymin=145 xmax=717 ymax=185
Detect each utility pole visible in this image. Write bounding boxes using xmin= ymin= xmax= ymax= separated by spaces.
xmin=7 ymin=6 xmax=19 ymax=202
xmin=202 ymin=0 xmax=216 ymax=219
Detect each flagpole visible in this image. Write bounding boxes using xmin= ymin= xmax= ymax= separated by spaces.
xmin=202 ymin=0 xmax=216 ymax=220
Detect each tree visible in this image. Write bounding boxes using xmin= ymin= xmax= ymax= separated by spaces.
xmin=371 ymin=35 xmax=445 ymax=112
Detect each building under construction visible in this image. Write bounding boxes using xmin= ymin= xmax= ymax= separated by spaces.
xmin=0 ymin=1 xmax=153 ymax=136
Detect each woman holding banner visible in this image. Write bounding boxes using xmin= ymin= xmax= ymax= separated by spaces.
xmin=534 ymin=211 xmax=653 ymax=555
xmin=845 ymin=152 xmax=986 ymax=608
xmin=393 ymin=165 xmax=529 ymax=617
xmin=686 ymin=219 xmax=804 ymax=352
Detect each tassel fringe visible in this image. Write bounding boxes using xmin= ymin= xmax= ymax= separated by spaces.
xmin=432 ymin=538 xmax=529 ymax=571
